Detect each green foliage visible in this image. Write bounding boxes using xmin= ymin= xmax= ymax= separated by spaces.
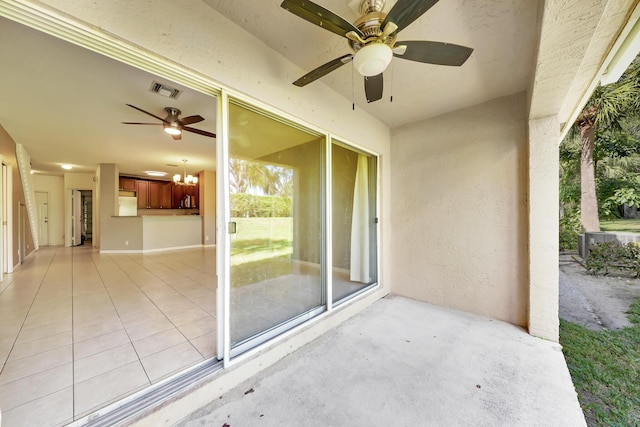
xmin=601 ymin=186 xmax=640 ymax=218
xmin=559 ymin=211 xmax=582 ymax=251
xmin=230 ymin=193 xmax=292 ymax=217
xmin=585 ymin=241 xmax=640 ymax=276
xmin=560 ymin=302 xmax=640 ymax=426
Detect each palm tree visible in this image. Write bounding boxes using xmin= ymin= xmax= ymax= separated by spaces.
xmin=574 ymin=59 xmax=640 ymax=231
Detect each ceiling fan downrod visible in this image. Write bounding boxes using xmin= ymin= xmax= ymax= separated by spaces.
xmin=359 ymin=0 xmax=385 ymax=15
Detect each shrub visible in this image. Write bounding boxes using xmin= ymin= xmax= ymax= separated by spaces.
xmin=231 ymin=193 xmax=292 ymax=217
xmin=559 ymin=211 xmax=582 ymax=251
xmin=586 ymin=241 xmax=640 ymax=276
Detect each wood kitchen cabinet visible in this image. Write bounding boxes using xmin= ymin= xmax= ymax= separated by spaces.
xmin=119 ymin=177 xmax=172 ymax=209
xmin=172 ymin=183 xmax=199 ymax=209
xmin=120 ymin=177 xmax=137 ymax=191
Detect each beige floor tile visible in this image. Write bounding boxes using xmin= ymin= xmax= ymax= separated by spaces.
xmin=0 ymin=345 xmax=72 ymax=385
xmin=1 ymin=386 xmax=73 ymax=427
xmin=74 ymin=317 xmax=124 ymax=342
xmin=141 ymin=341 xmax=204 ymax=383
xmin=74 ymin=329 xmax=131 ymax=359
xmin=7 ymin=330 xmax=72 ymax=362
xmin=0 ymin=362 xmax=72 ymax=411
xmin=74 ymin=343 xmax=139 ymax=383
xmin=190 ymin=331 xmax=217 ymax=359
xmin=15 ymin=319 xmax=72 ymax=344
xmin=164 ymin=306 xmax=209 ymax=326
xmin=125 ymin=316 xmax=175 ymax=341
xmin=118 ymin=307 xmax=166 ymax=325
xmin=74 ymin=361 xmax=150 ymax=417
xmin=132 ymin=328 xmax=188 ymax=359
xmin=178 ymin=315 xmax=216 ymax=340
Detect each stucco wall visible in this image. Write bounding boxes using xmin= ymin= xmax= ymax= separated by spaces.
xmin=32 ymin=174 xmax=64 ymax=245
xmin=390 ymin=93 xmax=528 ymax=326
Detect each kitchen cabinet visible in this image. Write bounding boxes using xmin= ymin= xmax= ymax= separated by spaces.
xmin=172 ymin=183 xmax=199 ymax=209
xmin=119 ymin=177 xmax=172 ymax=209
xmin=120 ymin=177 xmax=137 ymax=192
xmin=136 ymin=180 xmax=149 ymax=209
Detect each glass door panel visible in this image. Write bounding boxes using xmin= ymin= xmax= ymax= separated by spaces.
xmin=331 ymin=142 xmax=378 ymax=303
xmin=228 ymin=100 xmax=325 ymax=351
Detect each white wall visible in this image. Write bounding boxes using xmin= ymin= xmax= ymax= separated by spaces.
xmin=32 ymin=174 xmax=64 ymax=245
xmin=390 ymin=93 xmax=528 ymax=327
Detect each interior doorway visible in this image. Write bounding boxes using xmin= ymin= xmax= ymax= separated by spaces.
xmin=81 ymin=190 xmax=92 ymax=245
xmin=35 ymin=191 xmax=49 ymax=246
xmin=71 ymin=189 xmax=82 ymax=246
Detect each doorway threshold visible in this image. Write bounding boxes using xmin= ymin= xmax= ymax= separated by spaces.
xmin=73 ymin=359 xmax=223 ymax=427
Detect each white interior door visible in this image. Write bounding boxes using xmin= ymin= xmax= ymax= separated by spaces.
xmin=72 ymin=190 xmax=82 ymax=246
xmin=35 ymin=192 xmax=49 ymax=246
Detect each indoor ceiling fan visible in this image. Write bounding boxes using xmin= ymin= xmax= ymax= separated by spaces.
xmin=122 ymin=104 xmax=216 ymax=140
xmin=281 ymin=0 xmax=474 ymax=103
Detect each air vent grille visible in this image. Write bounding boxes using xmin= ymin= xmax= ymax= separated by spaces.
xmin=149 ymin=81 xmax=181 ymax=99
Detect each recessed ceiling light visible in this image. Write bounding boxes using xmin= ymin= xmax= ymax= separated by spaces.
xmin=61 ymin=164 xmax=73 ymax=170
xmin=145 ymin=171 xmax=167 ymax=177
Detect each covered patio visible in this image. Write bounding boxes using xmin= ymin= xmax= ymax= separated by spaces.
xmin=144 ymin=295 xmax=585 ymax=426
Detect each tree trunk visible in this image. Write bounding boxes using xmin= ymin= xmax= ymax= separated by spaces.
xmin=579 ymin=123 xmax=600 ymax=231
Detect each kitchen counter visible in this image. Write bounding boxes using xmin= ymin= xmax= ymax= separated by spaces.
xmin=104 ymin=215 xmax=202 ymax=252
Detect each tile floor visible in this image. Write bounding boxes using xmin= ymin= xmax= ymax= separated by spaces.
xmin=0 ymin=245 xmax=369 ymax=426
xmin=0 ymin=245 xmax=217 ymax=427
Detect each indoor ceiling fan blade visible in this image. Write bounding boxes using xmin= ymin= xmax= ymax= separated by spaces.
xmin=281 ymin=0 xmax=364 ymax=39
xmin=121 ymin=122 xmax=162 ymax=125
xmin=364 ymin=73 xmax=383 ymax=103
xmin=184 ymin=127 xmax=217 ymax=138
xmin=293 ymin=54 xmax=353 ymax=87
xmin=180 ymin=115 xmax=205 ymax=125
xmin=381 ymin=0 xmax=439 ymax=34
xmin=394 ymin=40 xmax=473 ymax=66
xmin=125 ymin=104 xmax=167 ymax=123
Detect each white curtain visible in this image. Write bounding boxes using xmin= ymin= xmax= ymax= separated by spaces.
xmin=350 ymin=154 xmax=370 ymax=282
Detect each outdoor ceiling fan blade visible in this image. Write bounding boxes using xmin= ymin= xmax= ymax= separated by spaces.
xmin=393 ymin=41 xmax=473 ymax=66
xmin=180 ymin=115 xmax=205 ymax=125
xmin=364 ymin=73 xmax=383 ymax=103
xmin=125 ymin=104 xmax=167 ymax=123
xmin=381 ymin=0 xmax=439 ymax=34
xmin=281 ymin=0 xmax=364 ymax=39
xmin=184 ymin=127 xmax=217 ymax=138
xmin=121 ymin=122 xmax=162 ymax=125
xmin=293 ymin=54 xmax=353 ymax=87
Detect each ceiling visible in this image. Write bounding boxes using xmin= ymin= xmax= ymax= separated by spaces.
xmin=204 ymin=0 xmax=539 ymax=127
xmin=0 ymin=0 xmax=539 ymax=177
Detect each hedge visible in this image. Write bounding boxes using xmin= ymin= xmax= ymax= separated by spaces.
xmin=231 ymin=193 xmax=292 ymax=217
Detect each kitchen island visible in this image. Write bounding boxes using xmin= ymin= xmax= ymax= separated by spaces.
xmin=101 ymin=214 xmax=202 ymax=253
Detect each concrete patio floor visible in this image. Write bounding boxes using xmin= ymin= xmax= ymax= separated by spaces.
xmin=175 ymin=295 xmax=586 ymax=426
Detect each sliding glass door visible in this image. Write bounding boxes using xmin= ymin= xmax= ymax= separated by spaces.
xmin=331 ymin=141 xmax=378 ymax=303
xmin=227 ymin=100 xmax=325 ymax=353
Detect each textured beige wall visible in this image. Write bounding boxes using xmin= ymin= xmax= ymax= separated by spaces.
xmin=528 ymin=116 xmax=560 ymax=341
xmin=390 ymin=93 xmax=528 ymax=326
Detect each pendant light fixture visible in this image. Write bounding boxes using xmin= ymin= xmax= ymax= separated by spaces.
xmin=173 ymin=159 xmax=198 ymax=186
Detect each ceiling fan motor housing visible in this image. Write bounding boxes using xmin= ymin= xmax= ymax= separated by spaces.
xmin=349 ymin=12 xmax=396 ymax=52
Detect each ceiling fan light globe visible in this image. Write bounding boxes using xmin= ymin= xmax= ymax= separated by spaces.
xmin=164 ymin=126 xmax=181 ymax=136
xmin=353 ymin=43 xmax=392 ymax=76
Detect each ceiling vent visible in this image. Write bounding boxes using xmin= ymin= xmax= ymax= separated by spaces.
xmin=149 ymin=81 xmax=181 ymax=99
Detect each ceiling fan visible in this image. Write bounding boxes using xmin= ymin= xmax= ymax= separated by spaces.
xmin=281 ymin=0 xmax=474 ymax=103
xmin=122 ymin=104 xmax=216 ymax=140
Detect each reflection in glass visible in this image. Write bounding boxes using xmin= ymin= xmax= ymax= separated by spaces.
xmin=228 ymin=100 xmax=325 ymax=348
xmin=331 ymin=143 xmax=378 ymax=303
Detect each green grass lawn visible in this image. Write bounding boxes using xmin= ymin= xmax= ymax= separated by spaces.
xmin=560 ymin=298 xmax=640 ymax=426
xmin=600 ymin=219 xmax=640 ymax=233
xmin=229 ymin=217 xmax=294 ymax=287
